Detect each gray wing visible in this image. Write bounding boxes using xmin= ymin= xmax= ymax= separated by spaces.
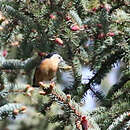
xmin=57 ymin=69 xmax=75 ymax=90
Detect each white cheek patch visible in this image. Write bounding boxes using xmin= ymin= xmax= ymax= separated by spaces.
xmin=51 ymin=54 xmax=61 ymax=59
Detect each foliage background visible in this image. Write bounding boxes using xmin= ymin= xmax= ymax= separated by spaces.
xmin=0 ymin=0 xmax=129 ymax=130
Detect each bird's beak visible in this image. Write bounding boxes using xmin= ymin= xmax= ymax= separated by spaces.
xmin=58 ymin=60 xmax=72 ymax=70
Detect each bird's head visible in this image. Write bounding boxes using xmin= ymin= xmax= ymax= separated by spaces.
xmin=45 ymin=53 xmax=72 ymax=70
xmin=49 ymin=53 xmax=63 ymax=64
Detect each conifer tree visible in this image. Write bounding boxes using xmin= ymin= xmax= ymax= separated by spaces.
xmin=0 ymin=0 xmax=129 ymax=130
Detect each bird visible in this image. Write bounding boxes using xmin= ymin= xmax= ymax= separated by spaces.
xmin=33 ymin=53 xmax=74 ymax=89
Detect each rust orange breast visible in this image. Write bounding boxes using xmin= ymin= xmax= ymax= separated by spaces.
xmin=33 ymin=59 xmax=59 ymax=86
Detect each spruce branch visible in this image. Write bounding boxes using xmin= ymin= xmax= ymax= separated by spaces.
xmin=76 ymin=46 xmax=89 ymax=64
xmin=106 ymin=73 xmax=130 ymax=100
xmin=72 ymin=56 xmax=82 ymax=88
xmin=39 ymin=99 xmax=54 ymax=115
xmin=107 ymin=112 xmax=130 ymax=130
xmin=90 ymin=80 xmax=130 ymax=129
xmin=91 ymin=101 xmax=130 ymax=129
xmin=0 ymin=103 xmax=26 ymax=120
xmin=39 ymin=82 xmax=100 ymax=130
xmin=57 ymin=0 xmax=65 ymax=7
xmin=0 ymin=2 xmax=40 ymax=32
xmin=0 ymin=18 xmax=18 ymax=44
xmin=121 ymin=120 xmax=130 ymax=130
xmin=1 ymin=55 xmax=41 ymax=71
xmin=48 ymin=114 xmax=70 ymax=126
xmin=110 ymin=80 xmax=130 ymax=102
xmin=0 ymin=1 xmax=48 ymax=46
xmin=109 ymin=1 xmax=126 ymax=14
xmin=0 ymin=81 xmax=34 ymax=98
xmin=84 ymin=50 xmax=124 ymax=92
xmin=79 ymin=50 xmax=124 ymax=106
xmin=0 ymin=69 xmax=34 ymax=98
xmin=73 ymin=0 xmax=87 ymax=19
xmin=69 ymin=10 xmax=83 ymax=26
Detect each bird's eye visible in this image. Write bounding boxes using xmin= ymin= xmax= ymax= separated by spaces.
xmin=57 ymin=56 xmax=61 ymax=59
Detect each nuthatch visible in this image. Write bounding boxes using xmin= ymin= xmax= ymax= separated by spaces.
xmin=33 ymin=53 xmax=73 ymax=88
